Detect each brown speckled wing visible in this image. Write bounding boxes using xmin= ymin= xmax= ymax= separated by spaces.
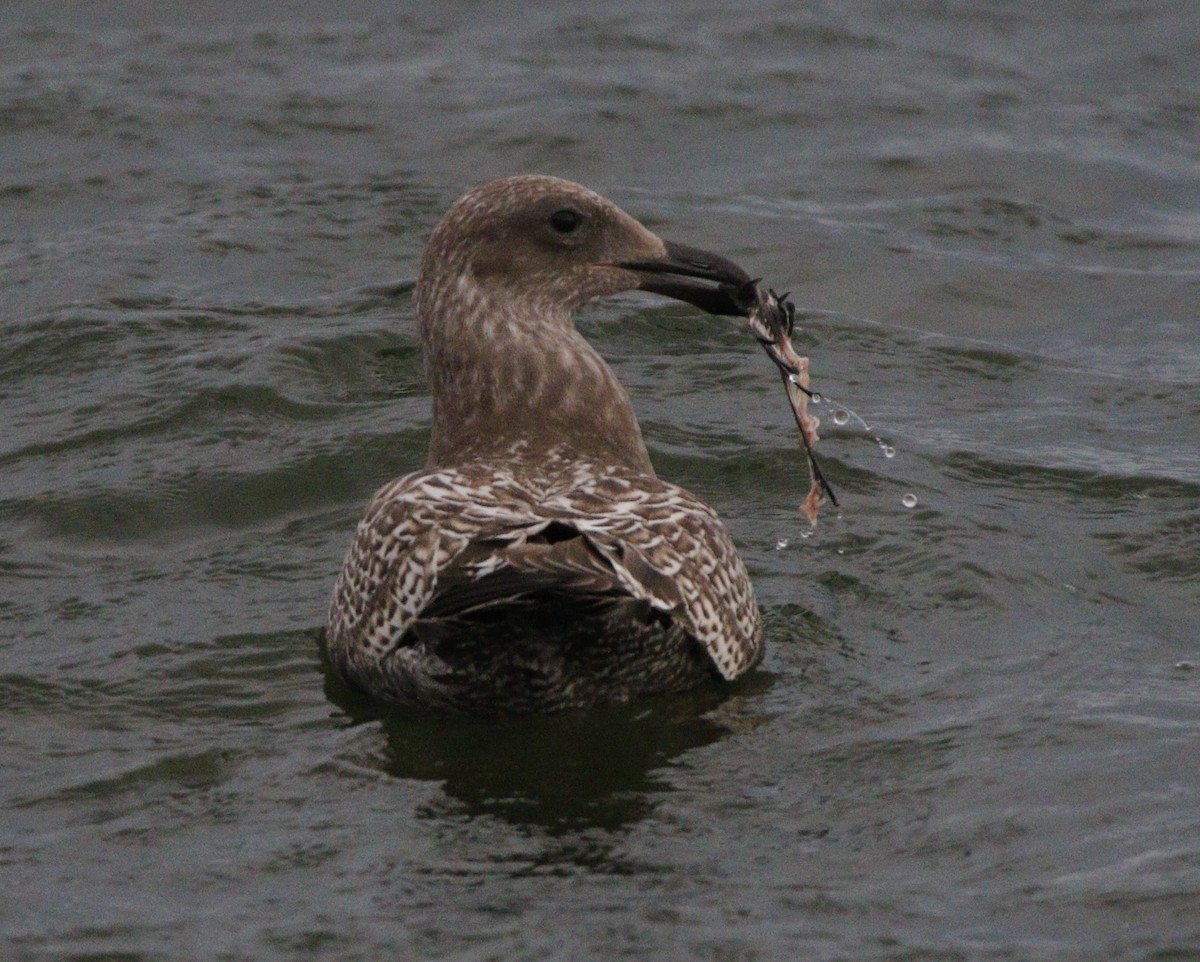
xmin=327 ymin=454 xmax=763 ymax=684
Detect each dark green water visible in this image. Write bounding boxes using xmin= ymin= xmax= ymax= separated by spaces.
xmin=3 ymin=2 xmax=1198 ymax=959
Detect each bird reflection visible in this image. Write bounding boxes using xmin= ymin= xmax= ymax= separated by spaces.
xmin=322 ymin=650 xmax=772 ymax=835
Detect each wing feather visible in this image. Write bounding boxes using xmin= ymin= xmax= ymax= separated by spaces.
xmin=327 ymin=457 xmax=762 ymax=683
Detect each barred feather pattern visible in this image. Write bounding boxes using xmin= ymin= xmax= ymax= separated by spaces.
xmin=327 ymin=446 xmax=763 ymax=713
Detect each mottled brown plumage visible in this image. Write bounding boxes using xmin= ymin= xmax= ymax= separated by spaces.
xmin=328 ymin=175 xmax=764 ymax=714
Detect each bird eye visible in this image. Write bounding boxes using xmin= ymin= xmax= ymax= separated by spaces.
xmin=548 ymin=208 xmax=583 ymax=234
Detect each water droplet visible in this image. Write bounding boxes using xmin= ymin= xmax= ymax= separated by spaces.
xmin=883 ymin=445 xmax=896 ymax=458
xmin=833 ymin=409 xmax=849 ymax=426
xmin=775 ymin=538 xmax=789 ymax=550
xmin=787 ymin=373 xmax=799 ymax=384
xmin=811 ymin=392 xmax=822 ymax=404
xmin=1175 ymin=660 xmax=1195 ymax=672
xmin=901 ymin=493 xmax=918 ymax=508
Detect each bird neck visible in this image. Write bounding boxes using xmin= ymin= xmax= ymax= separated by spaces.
xmin=420 ymin=301 xmax=655 ymax=475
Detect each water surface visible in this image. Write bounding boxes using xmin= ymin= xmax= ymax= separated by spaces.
xmin=2 ymin=2 xmax=1198 ymax=959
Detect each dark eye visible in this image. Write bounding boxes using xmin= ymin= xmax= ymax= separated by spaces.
xmin=548 ymin=208 xmax=583 ymax=234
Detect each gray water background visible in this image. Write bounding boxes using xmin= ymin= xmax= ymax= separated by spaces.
xmin=2 ymin=1 xmax=1198 ymax=959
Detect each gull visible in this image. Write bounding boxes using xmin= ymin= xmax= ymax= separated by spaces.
xmin=328 ymin=175 xmax=764 ymax=714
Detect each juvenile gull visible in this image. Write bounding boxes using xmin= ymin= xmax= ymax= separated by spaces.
xmin=328 ymin=174 xmax=763 ymax=714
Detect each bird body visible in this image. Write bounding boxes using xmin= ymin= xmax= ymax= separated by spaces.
xmin=328 ymin=175 xmax=764 ymax=714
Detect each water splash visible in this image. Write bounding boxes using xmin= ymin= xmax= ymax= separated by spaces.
xmin=818 ymin=392 xmax=897 ymax=462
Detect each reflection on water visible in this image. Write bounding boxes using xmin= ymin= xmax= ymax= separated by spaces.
xmin=323 ymin=647 xmax=768 ymax=833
